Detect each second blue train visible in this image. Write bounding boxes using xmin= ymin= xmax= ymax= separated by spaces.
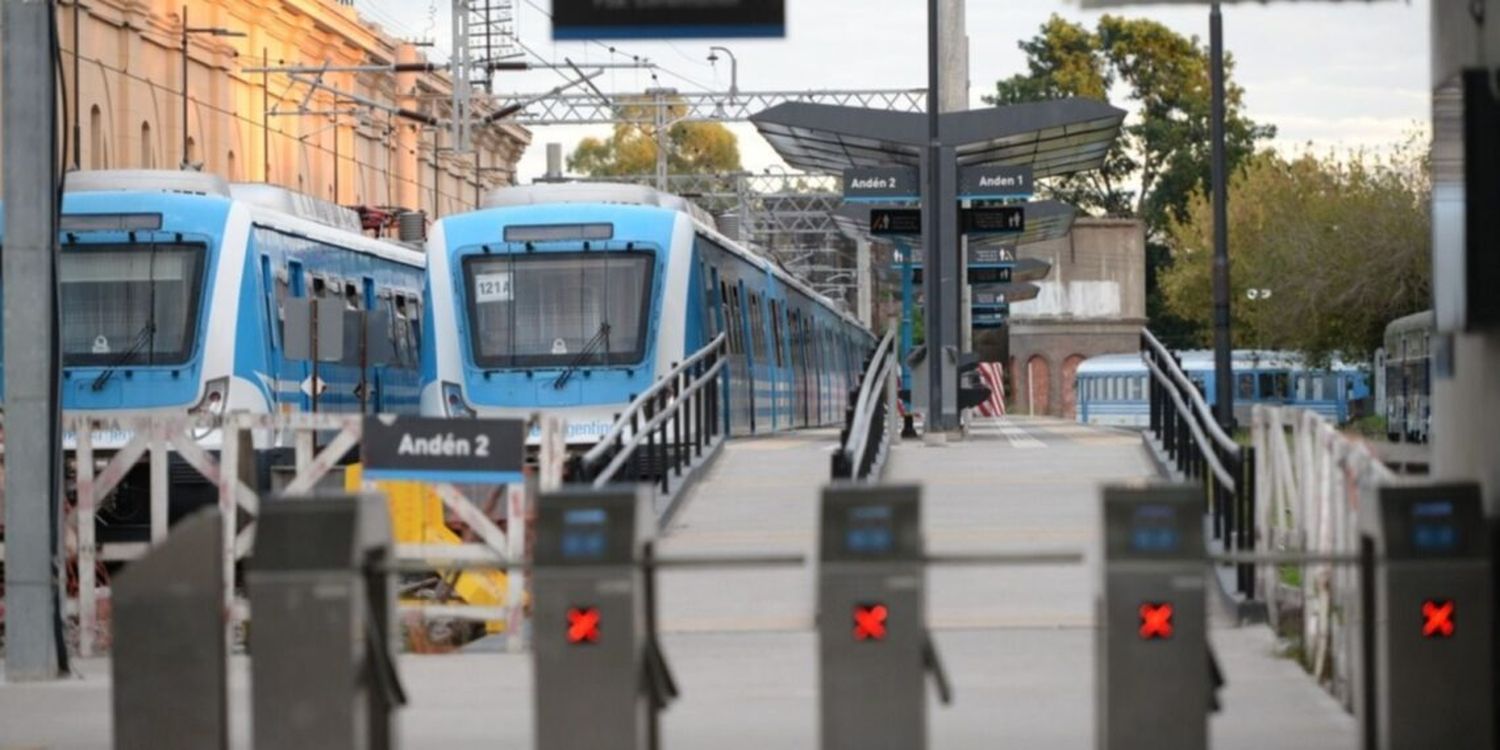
xmin=421 ymin=182 xmax=875 ymax=443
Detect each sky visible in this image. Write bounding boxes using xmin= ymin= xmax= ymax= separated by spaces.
xmin=357 ymin=0 xmax=1432 ymax=183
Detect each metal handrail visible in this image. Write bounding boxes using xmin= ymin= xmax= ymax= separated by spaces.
xmin=1141 ymin=328 xmax=1238 ymax=454
xmin=581 ymin=333 xmax=727 ymax=470
xmin=592 ymin=356 xmax=726 ymax=486
xmin=835 ymin=330 xmax=897 ymax=480
xmin=1142 ymin=356 xmax=1236 ymax=489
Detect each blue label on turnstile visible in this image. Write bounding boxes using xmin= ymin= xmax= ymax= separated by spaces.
xmin=561 ymin=508 xmax=609 ymax=561
xmin=845 ymin=506 xmax=896 ymax=555
xmin=1129 ymin=504 xmax=1181 ymax=554
xmin=1411 ymin=500 xmax=1460 ymax=553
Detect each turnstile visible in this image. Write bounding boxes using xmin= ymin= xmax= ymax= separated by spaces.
xmin=247 ymin=494 xmax=403 ymax=750
xmin=1097 ymin=483 xmax=1208 ymax=750
xmin=532 ymin=486 xmax=676 ymax=750
xmin=1365 ymin=482 xmax=1492 ymax=749
xmin=112 ymin=509 xmax=228 ymax=750
xmin=817 ymin=484 xmax=950 ymax=750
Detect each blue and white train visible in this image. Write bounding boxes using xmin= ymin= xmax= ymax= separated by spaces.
xmin=1 ymin=170 xmax=426 ymax=538
xmin=421 ymin=183 xmax=874 ymax=444
xmin=1076 ymin=350 xmax=1371 ymax=427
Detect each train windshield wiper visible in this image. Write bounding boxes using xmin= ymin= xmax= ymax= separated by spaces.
xmin=90 ymin=321 xmax=157 ymax=392
xmin=552 ymin=322 xmax=611 ymax=390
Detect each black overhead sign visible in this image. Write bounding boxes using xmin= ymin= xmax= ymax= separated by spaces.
xmin=843 ymin=167 xmax=920 ymax=202
xmin=959 ymin=165 xmax=1034 ymax=199
xmin=962 ymin=206 xmax=1025 ymax=234
xmin=870 ymin=208 xmax=923 ymax=236
xmin=552 ymin=0 xmax=786 ymax=40
xmin=361 ymin=416 xmax=526 ymax=484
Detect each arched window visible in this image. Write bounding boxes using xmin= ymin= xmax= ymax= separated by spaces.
xmin=140 ymin=121 xmax=154 ymax=168
xmin=227 ymin=150 xmax=237 ymax=181
xmin=185 ymin=137 xmax=197 ymax=167
xmin=89 ymin=105 xmax=105 ymax=169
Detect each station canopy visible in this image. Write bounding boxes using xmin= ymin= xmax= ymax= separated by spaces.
xmin=749 ymin=98 xmax=1126 ymax=177
xmin=831 ymin=200 xmax=1077 ymax=250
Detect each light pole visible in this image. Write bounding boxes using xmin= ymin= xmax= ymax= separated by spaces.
xmin=707 ymin=46 xmax=738 ymax=106
xmin=181 ymin=5 xmax=243 ymax=170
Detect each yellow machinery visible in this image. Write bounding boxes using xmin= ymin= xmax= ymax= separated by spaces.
xmin=345 ymin=463 xmax=511 ymax=636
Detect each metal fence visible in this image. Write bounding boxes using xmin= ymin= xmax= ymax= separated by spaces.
xmin=1252 ymin=403 xmax=1392 ymax=709
xmin=1141 ymin=329 xmax=1257 ymax=598
xmin=577 ymin=334 xmax=727 ymax=512
xmin=53 ymin=411 xmax=564 ymax=656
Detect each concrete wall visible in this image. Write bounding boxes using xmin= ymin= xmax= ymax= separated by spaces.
xmin=28 ymin=0 xmax=530 ymax=227
xmin=997 ymin=217 xmax=1147 ymax=418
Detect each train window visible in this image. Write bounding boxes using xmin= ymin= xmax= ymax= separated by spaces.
xmin=1126 ymin=376 xmax=1139 ymax=401
xmin=1258 ymin=372 xmax=1291 ymax=400
xmin=727 ymin=284 xmax=742 ymax=354
xmin=343 ymin=281 xmax=361 ymax=310
xmin=1139 ymin=376 xmax=1149 ymax=397
xmin=1237 ymin=374 xmax=1255 ymax=400
xmin=59 ymin=241 xmax=207 ymax=367
xmin=311 ymin=275 xmax=329 ymax=298
xmin=749 ymin=294 xmax=765 ymax=360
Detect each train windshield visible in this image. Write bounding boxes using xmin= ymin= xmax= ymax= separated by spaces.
xmin=464 ymin=251 xmax=654 ymax=368
xmin=59 ymin=242 xmax=206 ymax=366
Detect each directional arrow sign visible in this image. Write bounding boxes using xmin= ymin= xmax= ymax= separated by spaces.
xmin=962 ymin=206 xmax=1025 ymax=234
xmin=972 ymin=312 xmax=1008 ymax=329
xmin=870 ymin=208 xmax=922 ymax=236
xmin=971 ymin=282 xmax=1041 ymax=303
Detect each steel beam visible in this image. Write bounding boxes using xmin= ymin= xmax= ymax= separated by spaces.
xmin=3 ymin=0 xmax=65 ymax=680
xmin=491 ymin=88 xmax=926 ymax=125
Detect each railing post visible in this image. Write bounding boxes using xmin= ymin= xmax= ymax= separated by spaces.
xmin=658 ymin=390 xmax=670 ymax=495
xmin=672 ymin=365 xmax=684 ymax=478
xmin=1239 ymin=445 xmax=1257 ymax=597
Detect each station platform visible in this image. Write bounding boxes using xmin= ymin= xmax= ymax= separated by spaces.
xmin=0 ymin=417 xmax=1355 ymax=749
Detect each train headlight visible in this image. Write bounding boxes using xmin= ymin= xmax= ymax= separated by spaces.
xmin=191 ymin=377 xmax=230 ymax=417
xmin=442 ymin=381 xmax=476 ymax=418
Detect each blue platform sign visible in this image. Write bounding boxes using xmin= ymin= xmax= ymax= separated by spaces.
xmin=959 ymin=165 xmax=1034 ymax=201
xmin=972 ymin=311 xmax=1008 ymax=329
xmin=361 ymin=415 xmax=527 ymax=484
xmin=552 ymin=0 xmax=786 ymax=39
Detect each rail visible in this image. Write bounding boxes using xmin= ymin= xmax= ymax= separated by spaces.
xmin=1252 ymin=404 xmax=1392 ymax=709
xmin=833 ymin=330 xmax=899 ymax=481
xmin=578 ymin=334 xmax=727 ymax=499
xmin=1140 ymin=329 xmax=1257 ymax=599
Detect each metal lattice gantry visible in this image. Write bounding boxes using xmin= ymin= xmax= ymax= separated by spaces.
xmin=492 ymin=88 xmax=927 ymax=125
xmin=467 ymin=0 xmax=524 ymax=92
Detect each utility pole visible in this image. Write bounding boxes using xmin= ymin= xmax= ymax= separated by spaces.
xmin=181 ymin=6 xmax=244 ymax=169
xmin=1209 ymin=1 xmax=1234 ymax=430
xmin=4 ymin=0 xmax=66 ymax=681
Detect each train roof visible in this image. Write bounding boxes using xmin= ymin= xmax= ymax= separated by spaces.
xmin=474 ymin=182 xmax=870 ymax=336
xmin=1076 ymin=349 xmax=1364 ymax=375
xmin=60 ymin=170 xmax=423 ymax=268
xmin=1384 ymin=309 xmax=1433 ymax=336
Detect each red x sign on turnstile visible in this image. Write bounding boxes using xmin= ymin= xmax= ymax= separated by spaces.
xmin=853 ymin=603 xmax=889 ymax=641
xmin=1422 ymin=599 xmax=1455 ymax=638
xmin=1139 ymin=602 xmax=1174 ymax=640
xmin=567 ymin=607 xmax=600 ymax=644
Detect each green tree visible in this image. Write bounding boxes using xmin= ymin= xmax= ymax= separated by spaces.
xmin=568 ymin=96 xmax=742 ymax=177
xmin=986 ymin=15 xmax=1276 ymax=345
xmin=1160 ymin=141 xmax=1430 ymax=363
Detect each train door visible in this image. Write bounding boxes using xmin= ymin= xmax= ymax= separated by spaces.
xmin=770 ymin=298 xmax=786 ymax=431
xmin=258 ymin=252 xmax=280 ymax=410
xmin=729 ymin=281 xmax=754 ymax=435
